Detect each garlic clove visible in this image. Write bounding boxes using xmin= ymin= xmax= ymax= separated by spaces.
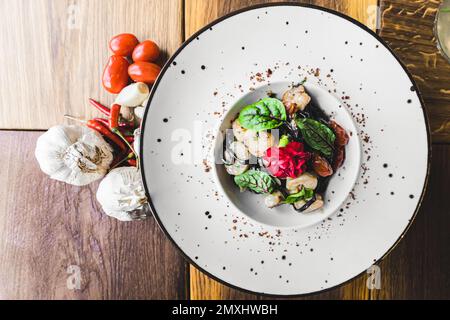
xmin=134 ymin=106 xmax=145 ymax=120
xmin=232 ymin=118 xmax=247 ymax=142
xmin=294 ymin=194 xmax=324 ymax=213
xmin=282 ymin=85 xmax=311 ymax=114
xmin=115 ymin=82 xmax=150 ymax=107
xmin=225 ymin=162 xmax=249 ymax=176
xmin=243 ymin=130 xmax=275 ymax=157
xmin=35 ymin=125 xmax=113 ymax=186
xmin=133 ymin=128 xmax=141 ymax=154
xmin=286 ymin=172 xmax=318 ymax=192
xmin=229 ymin=141 xmax=250 ymax=161
xmin=96 ymin=167 xmax=150 ymax=221
xmin=264 ymin=191 xmax=284 ymax=208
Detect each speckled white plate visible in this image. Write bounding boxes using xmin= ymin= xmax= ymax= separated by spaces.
xmin=140 ymin=3 xmax=430 ymax=296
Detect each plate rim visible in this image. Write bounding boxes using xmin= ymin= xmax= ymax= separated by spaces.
xmin=139 ymin=2 xmax=432 ymax=297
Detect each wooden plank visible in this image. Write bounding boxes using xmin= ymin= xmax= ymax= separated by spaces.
xmin=190 ymin=266 xmax=259 ymax=300
xmin=185 ymin=0 xmax=379 ymax=38
xmin=0 ymin=131 xmax=187 ymax=299
xmin=185 ymin=0 xmax=378 ymax=300
xmin=0 ymin=0 xmax=183 ymax=130
xmin=379 ymin=0 xmax=450 ymax=143
xmin=190 ymin=264 xmax=370 ymax=300
xmin=370 ymin=145 xmax=450 ymax=299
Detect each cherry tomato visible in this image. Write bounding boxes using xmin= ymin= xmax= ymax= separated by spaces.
xmin=132 ymin=40 xmax=160 ymax=62
xmin=329 ymin=120 xmax=349 ymax=146
xmin=128 ymin=62 xmax=161 ymax=85
xmin=102 ymin=55 xmax=130 ymax=94
xmin=109 ymin=33 xmax=139 ymax=57
xmin=312 ymin=154 xmax=334 ymax=177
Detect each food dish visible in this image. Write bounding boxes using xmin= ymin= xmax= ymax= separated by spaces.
xmin=213 ymin=81 xmax=361 ymax=228
xmin=222 ymin=84 xmax=350 ymax=215
xmin=140 ymin=3 xmax=430 ymax=295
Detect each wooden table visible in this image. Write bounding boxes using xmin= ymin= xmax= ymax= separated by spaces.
xmin=0 ymin=0 xmax=449 ymax=299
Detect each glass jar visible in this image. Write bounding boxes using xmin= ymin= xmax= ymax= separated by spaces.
xmin=435 ymin=0 xmax=450 ymax=62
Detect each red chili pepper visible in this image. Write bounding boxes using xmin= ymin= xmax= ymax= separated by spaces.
xmin=118 ymin=121 xmax=136 ymax=129
xmin=89 ymin=98 xmax=110 ymax=116
xmin=117 ymin=128 xmax=132 ymax=137
xmin=109 ymin=104 xmax=138 ymax=160
xmin=87 ymin=119 xmax=126 ymax=152
xmin=127 ymin=159 xmax=137 ymax=166
xmin=109 ymin=104 xmax=121 ymax=129
xmin=111 ymin=151 xmax=135 ymax=169
xmin=94 ymin=117 xmax=135 ymax=129
xmin=93 ymin=117 xmax=110 ymax=127
xmin=125 ymin=136 xmax=134 ymax=143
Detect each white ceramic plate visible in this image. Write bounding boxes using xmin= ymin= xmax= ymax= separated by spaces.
xmin=140 ymin=4 xmax=430 ymax=296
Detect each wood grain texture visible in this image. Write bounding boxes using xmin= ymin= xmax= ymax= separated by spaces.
xmin=190 ymin=265 xmax=258 ymax=300
xmin=0 ymin=131 xmax=187 ymax=299
xmin=185 ymin=0 xmax=378 ymax=300
xmin=0 ymin=0 xmax=447 ymax=301
xmin=185 ymin=0 xmax=379 ymax=38
xmin=379 ymin=0 xmax=450 ymax=143
xmin=0 ymin=0 xmax=183 ymax=130
xmin=190 ymin=258 xmax=370 ymax=300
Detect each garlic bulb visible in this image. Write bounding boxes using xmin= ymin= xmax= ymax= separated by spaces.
xmin=115 ymin=82 xmax=149 ymax=107
xmin=35 ymin=125 xmax=114 ymax=186
xmin=96 ymin=167 xmax=150 ymax=221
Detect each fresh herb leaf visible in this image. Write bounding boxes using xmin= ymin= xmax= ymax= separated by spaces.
xmin=441 ymin=7 xmax=450 ymax=12
xmin=279 ymin=135 xmax=290 ymax=147
xmin=283 ymin=187 xmax=315 ymax=204
xmin=297 ymin=77 xmax=307 ymax=86
xmin=239 ymin=98 xmax=287 ymax=131
xmin=296 ymin=118 xmax=336 ymax=158
xmin=234 ymin=170 xmax=276 ymax=194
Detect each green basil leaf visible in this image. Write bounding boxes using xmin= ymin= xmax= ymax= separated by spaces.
xmin=283 ymin=188 xmax=314 ymax=204
xmin=303 ymin=188 xmax=314 ymax=199
xmin=239 ymin=98 xmax=287 ymax=131
xmin=234 ymin=170 xmax=276 ymax=194
xmin=296 ymin=118 xmax=336 ymax=158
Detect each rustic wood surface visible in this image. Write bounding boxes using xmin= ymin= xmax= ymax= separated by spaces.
xmin=0 ymin=0 xmax=449 ymax=300
xmin=0 ymin=0 xmax=183 ymax=130
xmin=380 ymin=0 xmax=450 ymax=143
xmin=186 ymin=0 xmax=379 ymax=37
xmin=0 ymin=131 xmax=187 ymax=299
